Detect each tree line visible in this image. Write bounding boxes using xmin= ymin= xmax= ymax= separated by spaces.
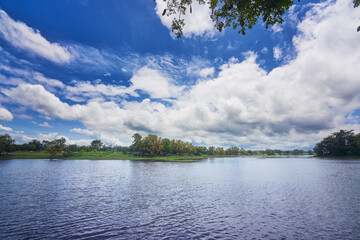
xmin=130 ymin=133 xmax=311 ymax=157
xmin=0 ymin=133 xmax=312 ymax=158
xmin=313 ymin=130 xmax=360 ymax=157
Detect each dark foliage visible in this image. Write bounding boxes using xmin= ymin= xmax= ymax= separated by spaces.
xmin=313 ymin=130 xmax=360 ymax=157
xmin=160 ymin=0 xmax=360 ymax=38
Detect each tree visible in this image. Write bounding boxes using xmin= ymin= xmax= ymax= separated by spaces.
xmin=91 ymin=140 xmax=103 ymax=151
xmin=161 ymin=138 xmax=173 ymax=155
xmin=265 ymin=149 xmax=274 ymax=155
xmin=28 ymin=140 xmax=43 ymax=151
xmin=208 ymin=146 xmax=215 ymax=155
xmin=215 ymin=147 xmax=225 ymax=155
xmin=142 ymin=134 xmax=164 ymax=156
xmin=160 ymin=0 xmax=360 ymax=38
xmin=43 ymin=138 xmax=67 ymax=158
xmin=0 ymin=134 xmax=15 ymax=155
xmin=313 ymin=130 xmax=357 ymax=157
xmin=131 ymin=133 xmax=143 ymax=152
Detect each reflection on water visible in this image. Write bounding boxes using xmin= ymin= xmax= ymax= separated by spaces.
xmin=1 ymin=157 xmax=360 ymax=239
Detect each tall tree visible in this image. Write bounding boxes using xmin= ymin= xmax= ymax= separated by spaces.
xmin=131 ymin=133 xmax=143 ymax=152
xmin=313 ymin=130 xmax=357 ymax=157
xmin=43 ymin=138 xmax=67 ymax=158
xmin=91 ymin=140 xmax=103 ymax=151
xmin=0 ymin=134 xmax=15 ymax=155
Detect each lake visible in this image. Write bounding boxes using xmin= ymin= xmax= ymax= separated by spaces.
xmin=0 ymin=157 xmax=360 ymax=239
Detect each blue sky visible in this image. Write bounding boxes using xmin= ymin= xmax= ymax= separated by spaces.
xmin=0 ymin=0 xmax=359 ymax=149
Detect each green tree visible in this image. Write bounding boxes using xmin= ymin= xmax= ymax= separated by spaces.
xmin=161 ymin=138 xmax=173 ymax=155
xmin=226 ymin=146 xmax=240 ymax=155
xmin=161 ymin=0 xmax=360 ymax=38
xmin=0 ymin=134 xmax=15 ymax=155
xmin=265 ymin=149 xmax=274 ymax=155
xmin=208 ymin=146 xmax=215 ymax=155
xmin=215 ymin=147 xmax=225 ymax=155
xmin=195 ymin=146 xmax=207 ymax=155
xmin=28 ymin=140 xmax=43 ymax=151
xmin=142 ymin=134 xmax=164 ymax=156
xmin=43 ymin=138 xmax=67 ymax=158
xmin=313 ymin=130 xmax=357 ymax=157
xmin=91 ymin=139 xmax=103 ymax=151
xmin=131 ymin=133 xmax=143 ymax=152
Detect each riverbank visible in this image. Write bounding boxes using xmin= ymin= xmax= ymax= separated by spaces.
xmin=1 ymin=151 xmax=213 ymax=161
xmin=316 ymin=155 xmax=360 ymax=160
xmin=0 ymin=151 xmax=305 ymax=161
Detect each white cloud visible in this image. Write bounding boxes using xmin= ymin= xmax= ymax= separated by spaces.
xmin=0 ymin=124 xmax=12 ymax=131
xmin=0 ymin=65 xmax=64 ymax=90
xmin=273 ymin=46 xmax=282 ymax=60
xmin=261 ymin=47 xmax=268 ymax=54
xmin=71 ymin=128 xmax=96 ymax=136
xmin=39 ymin=122 xmax=53 ymax=128
xmin=2 ymin=84 xmax=75 ymax=119
xmin=129 ymin=66 xmax=184 ymax=99
xmin=66 ymin=82 xmax=134 ymax=100
xmin=155 ymin=0 xmax=215 ymax=38
xmin=104 ymin=72 xmax=111 ymax=77
xmin=271 ymin=23 xmax=284 ymax=33
xmin=33 ymin=73 xmax=64 ymax=88
xmin=0 ymin=106 xmax=13 ymax=121
xmin=0 ymin=10 xmax=73 ymax=64
xmin=198 ymin=67 xmax=215 ymax=78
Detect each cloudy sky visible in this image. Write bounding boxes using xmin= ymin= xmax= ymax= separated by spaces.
xmin=0 ymin=0 xmax=359 ymax=149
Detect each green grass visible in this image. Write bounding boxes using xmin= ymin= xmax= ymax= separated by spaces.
xmin=2 ymin=151 xmax=208 ymax=162
xmin=4 ymin=151 xmax=51 ymax=159
xmin=316 ymin=155 xmax=360 ymax=159
xmin=67 ymin=151 xmax=209 ymax=161
xmin=2 ymin=151 xmax=314 ymax=161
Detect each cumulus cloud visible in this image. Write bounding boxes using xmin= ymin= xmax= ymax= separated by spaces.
xmin=66 ymin=82 xmax=133 ymax=100
xmin=0 ymin=106 xmax=13 ymax=121
xmin=155 ymin=0 xmax=215 ymax=38
xmin=0 ymin=124 xmax=12 ymax=131
xmin=0 ymin=10 xmax=72 ymax=64
xmin=198 ymin=67 xmax=215 ymax=78
xmin=129 ymin=66 xmax=184 ymax=99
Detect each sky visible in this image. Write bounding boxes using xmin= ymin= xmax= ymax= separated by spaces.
xmin=0 ymin=0 xmax=359 ymax=149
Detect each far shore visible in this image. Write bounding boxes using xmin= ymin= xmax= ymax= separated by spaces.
xmin=0 ymin=151 xmax=316 ymax=162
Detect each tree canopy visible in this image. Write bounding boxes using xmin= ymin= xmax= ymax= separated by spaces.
xmin=43 ymin=138 xmax=68 ymax=158
xmin=0 ymin=134 xmax=15 ymax=155
xmin=313 ymin=130 xmax=360 ymax=157
xmin=160 ymin=0 xmax=360 ymax=38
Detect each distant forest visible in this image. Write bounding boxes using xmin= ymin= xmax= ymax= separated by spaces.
xmin=0 ymin=133 xmax=312 ymax=158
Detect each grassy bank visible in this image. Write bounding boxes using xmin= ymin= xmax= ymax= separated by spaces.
xmin=1 ymin=151 xmax=313 ymax=161
xmin=2 ymin=151 xmax=210 ymax=161
xmin=316 ymin=155 xmax=360 ymax=159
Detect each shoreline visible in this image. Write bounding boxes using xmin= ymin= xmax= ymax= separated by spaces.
xmin=1 ymin=151 xmax=314 ymax=162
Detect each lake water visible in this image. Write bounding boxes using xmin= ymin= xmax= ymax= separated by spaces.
xmin=0 ymin=157 xmax=360 ymax=239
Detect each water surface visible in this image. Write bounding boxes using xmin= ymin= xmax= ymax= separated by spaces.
xmin=1 ymin=157 xmax=360 ymax=239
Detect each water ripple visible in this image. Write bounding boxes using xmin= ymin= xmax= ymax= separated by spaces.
xmin=1 ymin=158 xmax=360 ymax=239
